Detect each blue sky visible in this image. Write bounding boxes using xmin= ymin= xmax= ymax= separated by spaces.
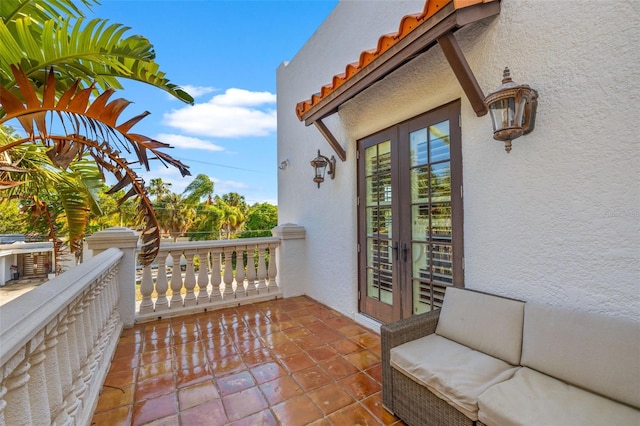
xmin=85 ymin=0 xmax=339 ymax=205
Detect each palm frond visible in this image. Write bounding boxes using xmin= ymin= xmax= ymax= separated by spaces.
xmin=0 ymin=0 xmax=97 ymax=26
xmin=0 ymin=15 xmax=194 ymax=106
xmin=0 ymin=65 xmax=190 ymax=265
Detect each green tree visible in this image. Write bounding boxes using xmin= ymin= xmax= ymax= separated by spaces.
xmin=215 ymin=193 xmax=248 ymax=239
xmin=154 ymin=193 xmax=196 ymax=242
xmin=1 ymin=129 xmax=104 ymax=263
xmin=183 ymin=174 xmax=215 ymax=205
xmin=0 ymin=0 xmax=193 ymax=265
xmin=88 ymin=189 xmax=138 ymax=233
xmin=148 ymin=178 xmax=172 ymax=202
xmin=0 ymin=198 xmax=25 ymax=234
xmin=189 ymin=204 xmax=224 ymax=241
xmin=242 ymin=203 xmax=278 ymax=238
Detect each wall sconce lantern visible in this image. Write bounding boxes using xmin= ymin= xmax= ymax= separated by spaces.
xmin=310 ymin=149 xmax=336 ymax=188
xmin=484 ymin=67 xmax=538 ymax=153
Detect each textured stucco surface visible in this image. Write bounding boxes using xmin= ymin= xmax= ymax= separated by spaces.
xmin=277 ymin=0 xmax=640 ymax=322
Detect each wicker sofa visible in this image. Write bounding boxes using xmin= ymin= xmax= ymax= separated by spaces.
xmin=381 ymin=287 xmax=640 ymax=426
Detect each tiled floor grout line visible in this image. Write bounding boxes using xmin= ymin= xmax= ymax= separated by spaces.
xmin=92 ymin=296 xmax=403 ymax=425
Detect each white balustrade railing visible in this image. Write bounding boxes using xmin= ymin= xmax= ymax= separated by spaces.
xmin=0 ymin=248 xmax=124 ymax=426
xmin=137 ymin=237 xmax=281 ymax=320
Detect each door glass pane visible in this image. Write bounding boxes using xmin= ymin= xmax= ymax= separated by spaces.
xmin=429 ymin=120 xmax=450 ymax=163
xmin=431 ymin=243 xmax=453 ymax=285
xmin=411 ymin=205 xmax=429 ymax=241
xmin=413 ymin=281 xmax=447 ymax=314
xmin=367 ymin=268 xmax=379 ymax=301
xmin=410 ymin=166 xmax=429 ymax=203
xmin=366 ymin=207 xmax=393 ymax=238
xmin=430 ymin=162 xmax=451 ymax=202
xmin=366 ymin=174 xmax=392 ymax=205
xmin=378 ymin=141 xmax=392 ymax=174
xmin=410 ymin=128 xmax=428 ymax=167
xmin=431 ymin=203 xmax=452 ymax=240
xmin=412 ymin=242 xmax=429 ymax=279
xmin=365 ymin=145 xmax=377 ymax=176
xmin=364 ymin=139 xmax=394 ymax=307
xmin=367 ymin=238 xmax=393 ymax=305
xmin=411 ymin=119 xmax=455 ymax=314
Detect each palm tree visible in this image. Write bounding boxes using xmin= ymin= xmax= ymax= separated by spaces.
xmin=215 ymin=194 xmax=248 ymax=239
xmin=148 ymin=178 xmax=172 ymax=202
xmin=154 ymin=193 xmax=196 ymax=242
xmin=183 ymin=174 xmax=215 ymax=205
xmin=0 ymin=0 xmax=192 ymax=266
xmin=1 ymin=128 xmax=104 ymax=265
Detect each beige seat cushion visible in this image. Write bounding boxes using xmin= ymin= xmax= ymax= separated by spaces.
xmin=435 ymin=287 xmax=525 ymax=365
xmin=390 ymin=334 xmax=520 ymax=420
xmin=522 ymin=303 xmax=640 ymax=408
xmin=478 ymin=367 xmax=640 ymax=426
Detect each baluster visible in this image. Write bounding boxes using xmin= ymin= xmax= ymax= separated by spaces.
xmin=235 ymin=246 xmax=246 ymax=298
xmin=56 ymin=310 xmax=80 ymax=422
xmin=84 ymin=285 xmax=99 ymax=348
xmin=169 ymin=252 xmax=184 ymax=308
xmin=256 ymin=244 xmax=268 ymax=293
xmin=210 ymin=248 xmax=222 ymax=301
xmin=139 ymin=265 xmax=154 ymax=313
xmin=183 ymin=250 xmax=197 ymax=307
xmin=26 ymin=332 xmax=51 ymax=424
xmin=154 ymin=252 xmax=170 ymax=311
xmin=44 ymin=321 xmax=68 ymax=424
xmin=245 ymin=245 xmax=257 ymax=297
xmin=81 ymin=289 xmax=99 ymax=376
xmin=197 ymin=250 xmax=211 ymax=304
xmin=222 ymin=247 xmax=235 ymax=299
xmin=267 ymin=244 xmax=278 ymax=292
xmin=69 ymin=300 xmax=87 ymax=377
xmin=3 ymin=352 xmax=32 ymax=426
xmin=66 ymin=299 xmax=89 ymax=419
xmin=94 ymin=278 xmax=108 ymax=334
xmin=55 ymin=310 xmax=73 ymax=396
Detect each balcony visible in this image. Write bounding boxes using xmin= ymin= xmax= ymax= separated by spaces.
xmin=93 ymin=296 xmax=399 ymax=425
xmin=0 ymin=225 xmax=403 ymax=425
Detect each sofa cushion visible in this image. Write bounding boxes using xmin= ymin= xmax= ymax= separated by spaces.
xmin=478 ymin=367 xmax=640 ymax=426
xmin=435 ymin=287 xmax=525 ymax=365
xmin=390 ymin=333 xmax=520 ymax=420
xmin=522 ymin=303 xmax=640 ymax=408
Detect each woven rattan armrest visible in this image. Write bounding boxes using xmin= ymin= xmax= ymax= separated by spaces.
xmin=381 ymin=309 xmax=441 ymax=413
xmin=381 ymin=309 xmax=441 ymax=350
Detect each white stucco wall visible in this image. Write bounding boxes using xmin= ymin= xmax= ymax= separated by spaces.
xmin=277 ymin=0 xmax=640 ymax=322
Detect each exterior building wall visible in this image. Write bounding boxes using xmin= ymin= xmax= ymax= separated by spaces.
xmin=277 ymin=0 xmax=640 ymax=322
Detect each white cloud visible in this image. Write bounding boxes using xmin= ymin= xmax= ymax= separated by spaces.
xmin=212 ymin=177 xmax=249 ymax=194
xmin=163 ymin=88 xmax=277 ymax=138
xmin=212 ymin=88 xmax=276 ymax=107
xmin=178 ymin=85 xmax=217 ymax=98
xmin=155 ymin=133 xmax=224 ymax=152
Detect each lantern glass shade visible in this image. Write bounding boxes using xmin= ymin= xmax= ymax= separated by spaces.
xmin=488 ymin=96 xmax=526 ymax=141
xmin=484 ymin=67 xmax=538 ymax=153
xmin=310 ymin=149 xmax=336 ymax=188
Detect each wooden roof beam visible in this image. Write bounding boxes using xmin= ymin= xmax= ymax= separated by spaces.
xmin=437 ymin=31 xmax=487 ymax=117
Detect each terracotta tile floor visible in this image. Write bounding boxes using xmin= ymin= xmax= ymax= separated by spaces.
xmin=92 ymin=296 xmax=405 ymax=425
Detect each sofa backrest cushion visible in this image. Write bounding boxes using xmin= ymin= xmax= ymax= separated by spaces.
xmin=522 ymin=303 xmax=640 ymax=409
xmin=435 ymin=287 xmax=525 ymax=365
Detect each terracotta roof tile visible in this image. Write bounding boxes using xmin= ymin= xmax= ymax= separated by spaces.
xmin=295 ymin=0 xmax=493 ymax=120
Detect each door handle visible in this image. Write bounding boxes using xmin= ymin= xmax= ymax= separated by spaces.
xmin=402 ymin=243 xmax=408 ymax=262
xmin=393 ymin=242 xmax=399 ymax=260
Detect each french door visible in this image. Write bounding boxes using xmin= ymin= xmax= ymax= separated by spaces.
xmin=358 ymin=101 xmax=464 ymax=323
